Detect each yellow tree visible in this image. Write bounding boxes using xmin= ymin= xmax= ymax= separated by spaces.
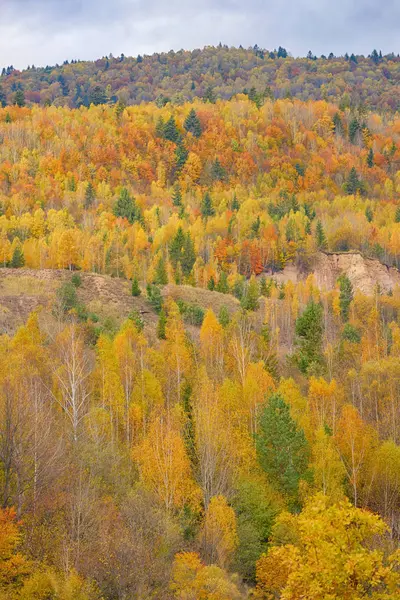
xmin=0 ymin=508 xmax=31 ymax=591
xmin=200 ymin=309 xmax=224 ymax=379
xmin=255 ymin=493 xmax=400 ymax=600
xmin=163 ymin=300 xmax=192 ymax=405
xmin=334 ymin=404 xmax=376 ymax=507
xmin=134 ymin=415 xmax=199 ymax=513
xmin=170 ymin=552 xmax=243 ymax=600
xmin=311 ymin=427 xmax=345 ymax=501
xmin=94 ymin=334 xmax=125 ymax=446
xmin=113 ymin=320 xmax=148 ymax=445
xmin=201 ymin=495 xmax=238 ymax=569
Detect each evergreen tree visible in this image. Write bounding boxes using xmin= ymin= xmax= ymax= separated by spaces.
xmin=371 ymin=49 xmax=380 ymax=64
xmin=367 ymin=147 xmax=374 ymax=168
xmin=218 ymin=305 xmax=230 ymax=328
xmin=163 ymin=116 xmax=181 ymax=143
xmin=348 ymin=118 xmax=360 ymax=144
xmin=184 ymin=108 xmax=202 ymax=137
xmin=14 ymin=89 xmax=25 ymax=107
xmin=395 ymin=206 xmax=400 ymax=223
xmin=10 ymin=245 xmax=25 ymax=268
xmin=113 ymin=188 xmax=137 ymax=223
xmin=203 ymin=86 xmax=216 ymax=103
xmin=169 ymin=227 xmax=185 ymax=267
xmin=332 ymin=112 xmax=343 ymax=135
xmin=146 ymin=284 xmax=163 ymax=313
xmin=259 ymin=276 xmax=268 ymax=296
xmin=157 ymin=309 xmax=167 ymax=339
xmin=365 ymin=206 xmax=373 ymax=223
xmin=315 ymin=220 xmax=327 ymax=250
xmin=175 ymin=143 xmax=188 ymax=171
xmin=172 ymin=183 xmax=182 ymax=207
xmin=84 ymin=182 xmax=95 ymax=208
xmin=294 ymin=301 xmax=325 ymax=375
xmin=216 ymin=271 xmax=229 ymax=294
xmin=338 ymin=274 xmax=353 ymax=322
xmin=207 ymin=276 xmax=215 ymax=291
xmin=89 ymin=85 xmax=107 ymax=105
xmin=211 ymin=158 xmax=226 ymax=182
xmin=277 ymin=46 xmax=288 ymax=58
xmin=154 ymin=256 xmax=168 ymax=285
xmin=231 ymin=194 xmax=240 ymax=211
xmin=256 ymin=393 xmax=311 ymax=507
xmin=241 ymin=276 xmax=260 ymax=311
xmin=201 ymin=191 xmax=215 ymax=219
xmin=344 ymin=167 xmax=364 ymax=195
xmin=0 ymin=86 xmax=6 ymax=108
xmin=131 ymin=277 xmax=141 ymax=296
xmin=181 ymin=233 xmax=196 ymax=276
xmin=251 ymin=216 xmax=261 ymax=238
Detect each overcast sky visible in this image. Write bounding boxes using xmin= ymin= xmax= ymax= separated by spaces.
xmin=1 ymin=0 xmax=399 ymax=69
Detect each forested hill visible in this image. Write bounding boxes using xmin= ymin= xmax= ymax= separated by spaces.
xmin=2 ymin=45 xmax=400 ymax=110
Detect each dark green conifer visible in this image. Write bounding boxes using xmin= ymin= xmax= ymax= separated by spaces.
xmin=131 ymin=277 xmax=141 ymax=297
xmin=201 ymin=192 xmax=215 ymax=219
xmin=184 ymin=108 xmax=202 ymax=137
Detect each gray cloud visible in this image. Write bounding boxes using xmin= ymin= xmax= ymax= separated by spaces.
xmin=1 ymin=0 xmax=399 ymax=69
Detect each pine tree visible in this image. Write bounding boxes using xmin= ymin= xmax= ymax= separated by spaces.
xmin=113 ymin=188 xmax=137 ymax=223
xmin=218 ymin=305 xmax=230 ymax=328
xmin=216 ymin=271 xmax=229 ymax=294
xmin=169 ymin=227 xmax=186 ymax=268
xmin=294 ymin=301 xmax=325 ymax=375
xmin=89 ymin=85 xmax=107 ymax=105
xmin=163 ymin=116 xmax=181 ymax=143
xmin=344 ymin=167 xmax=364 ymax=195
xmin=0 ymin=86 xmax=6 ymax=108
xmin=184 ymin=108 xmax=202 ymax=137
xmin=332 ymin=112 xmax=343 ymax=135
xmin=10 ymin=245 xmax=25 ymax=268
xmin=315 ymin=220 xmax=327 ymax=250
xmin=154 ymin=256 xmax=168 ymax=285
xmin=84 ymin=182 xmax=95 ymax=208
xmin=14 ymin=89 xmax=25 ymax=107
xmin=211 ymin=158 xmax=226 ymax=182
xmin=131 ymin=277 xmax=141 ymax=296
xmin=365 ymin=206 xmax=373 ymax=222
xmin=157 ymin=309 xmax=167 ymax=339
xmin=231 ymin=194 xmax=240 ymax=211
xmin=395 ymin=206 xmax=400 ymax=223
xmin=175 ymin=143 xmax=188 ymax=171
xmin=147 ymin=284 xmax=163 ymax=313
xmin=241 ymin=276 xmax=260 ymax=311
xmin=172 ymin=183 xmax=182 ymax=207
xmin=367 ymin=148 xmax=374 ymax=168
xmin=201 ymin=192 xmax=215 ymax=219
xmin=256 ymin=393 xmax=311 ymax=506
xmin=182 ymin=233 xmax=196 ymax=276
xmin=348 ymin=118 xmax=360 ymax=144
xmin=207 ymin=276 xmax=215 ymax=291
xmin=203 ymin=86 xmax=216 ymax=103
xmin=338 ymin=274 xmax=353 ymax=322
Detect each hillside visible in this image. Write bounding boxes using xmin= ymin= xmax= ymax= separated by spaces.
xmin=2 ymin=46 xmax=400 ymax=110
xmin=3 ymin=44 xmax=400 ymax=600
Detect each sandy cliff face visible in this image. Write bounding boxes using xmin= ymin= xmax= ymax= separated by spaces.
xmin=267 ymin=253 xmax=400 ymax=294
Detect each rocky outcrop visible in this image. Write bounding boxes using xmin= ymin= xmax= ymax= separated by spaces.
xmin=265 ymin=253 xmax=400 ymax=294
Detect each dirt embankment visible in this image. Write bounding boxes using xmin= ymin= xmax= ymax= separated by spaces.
xmin=0 ymin=269 xmax=241 ymax=335
xmin=265 ymin=252 xmax=400 ymax=295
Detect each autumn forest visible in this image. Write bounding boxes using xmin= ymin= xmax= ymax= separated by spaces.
xmin=1 ymin=45 xmax=400 ymax=599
